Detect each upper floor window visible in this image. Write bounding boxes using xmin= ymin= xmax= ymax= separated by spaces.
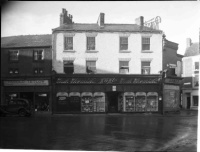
xmin=142 ymin=37 xmax=150 ymax=50
xmin=87 ymin=37 xmax=95 ymax=50
xmin=33 ymin=50 xmax=44 ymax=61
xmin=34 ymin=68 xmax=44 ymax=74
xmin=141 ymin=61 xmax=151 ymax=74
xmin=86 ymin=61 xmax=96 ymax=74
xmin=195 ymin=62 xmax=199 ymax=71
xmin=64 ymin=37 xmax=73 ymax=50
xmin=119 ymin=61 xmax=129 ymax=74
xmin=194 ymin=62 xmax=199 ymax=87
xmin=63 ymin=60 xmax=74 ymax=74
xmin=120 ymin=37 xmax=128 ymax=50
xmin=9 ymin=50 xmax=19 ymax=61
xmin=9 ymin=68 xmax=19 ymax=74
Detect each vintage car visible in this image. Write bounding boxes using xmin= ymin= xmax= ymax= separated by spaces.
xmin=0 ymin=98 xmax=32 ymax=117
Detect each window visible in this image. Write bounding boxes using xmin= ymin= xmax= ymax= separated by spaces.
xmin=64 ymin=60 xmax=74 ymax=74
xmin=9 ymin=68 xmax=19 ymax=74
xmin=142 ymin=37 xmax=150 ymax=50
xmin=194 ymin=62 xmax=199 ymax=87
xmin=33 ymin=50 xmax=44 ymax=61
xmin=87 ymin=37 xmax=95 ymax=50
xmin=34 ymin=68 xmax=44 ymax=74
xmin=195 ymin=62 xmax=199 ymax=71
xmin=141 ymin=62 xmax=151 ymax=74
xmin=193 ymin=96 xmax=198 ymax=106
xmin=86 ymin=61 xmax=96 ymax=74
xmin=119 ymin=61 xmax=129 ymax=74
xmin=9 ymin=50 xmax=19 ymax=61
xmin=120 ymin=37 xmax=128 ymax=50
xmin=64 ymin=37 xmax=73 ymax=50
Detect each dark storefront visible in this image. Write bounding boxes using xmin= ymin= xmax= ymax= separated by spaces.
xmin=53 ymin=74 xmax=163 ymax=114
xmin=2 ymin=78 xmax=52 ymax=114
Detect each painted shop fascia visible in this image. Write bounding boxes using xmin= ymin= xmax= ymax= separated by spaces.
xmin=52 ymin=74 xmax=163 ymax=114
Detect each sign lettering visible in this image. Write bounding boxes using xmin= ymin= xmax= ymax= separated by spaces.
xmin=4 ymin=80 xmax=49 ymax=86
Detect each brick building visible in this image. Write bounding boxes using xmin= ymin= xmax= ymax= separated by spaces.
xmin=1 ymin=35 xmax=52 ymax=114
xmin=182 ymin=38 xmax=199 ymax=110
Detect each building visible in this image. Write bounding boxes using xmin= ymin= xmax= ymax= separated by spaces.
xmin=1 ymin=34 xmax=52 ymax=114
xmin=51 ymin=9 xmax=182 ymax=114
xmin=182 ymin=38 xmax=199 ymax=110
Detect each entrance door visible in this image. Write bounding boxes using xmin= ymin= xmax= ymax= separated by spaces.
xmin=107 ymin=92 xmax=120 ymax=113
xmin=187 ymin=97 xmax=191 ymax=109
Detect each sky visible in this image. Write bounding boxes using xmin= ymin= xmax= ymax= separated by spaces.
xmin=1 ymin=1 xmax=200 ymax=55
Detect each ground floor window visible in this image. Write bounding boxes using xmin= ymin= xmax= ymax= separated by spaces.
xmin=93 ymin=96 xmax=105 ymax=112
xmin=193 ymin=96 xmax=199 ymax=106
xmin=81 ymin=96 xmax=93 ymax=112
xmin=35 ymin=93 xmax=49 ymax=112
xmin=125 ymin=96 xmax=135 ymax=112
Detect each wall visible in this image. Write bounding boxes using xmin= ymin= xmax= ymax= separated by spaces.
xmin=53 ymin=32 xmax=163 ymax=74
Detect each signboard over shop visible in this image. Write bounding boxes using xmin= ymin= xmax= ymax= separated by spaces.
xmin=4 ymin=80 xmax=49 ymax=86
xmin=164 ymin=78 xmax=182 ymax=85
xmin=56 ymin=77 xmax=161 ymax=85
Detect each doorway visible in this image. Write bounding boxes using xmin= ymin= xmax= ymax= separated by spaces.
xmin=187 ymin=97 xmax=191 ymax=109
xmin=107 ymin=92 xmax=120 ymax=113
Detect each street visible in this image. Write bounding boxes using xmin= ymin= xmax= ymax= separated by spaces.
xmin=0 ymin=110 xmax=198 ymax=151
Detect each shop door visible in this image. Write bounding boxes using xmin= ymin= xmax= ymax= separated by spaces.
xmin=70 ymin=96 xmax=81 ymax=112
xmin=107 ymin=92 xmax=120 ymax=113
xmin=187 ymin=97 xmax=191 ymax=109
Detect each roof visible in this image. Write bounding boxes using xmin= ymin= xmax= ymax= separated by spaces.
xmin=1 ymin=34 xmax=52 ymax=48
xmin=52 ymin=23 xmax=162 ymax=33
xmin=184 ymin=42 xmax=200 ymax=57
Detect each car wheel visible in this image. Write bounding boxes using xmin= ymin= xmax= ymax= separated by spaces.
xmin=18 ymin=109 xmax=27 ymax=117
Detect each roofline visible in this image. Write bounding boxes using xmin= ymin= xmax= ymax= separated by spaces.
xmin=1 ymin=45 xmax=52 ymax=49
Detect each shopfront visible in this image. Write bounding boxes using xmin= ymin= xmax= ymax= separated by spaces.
xmin=2 ymin=78 xmax=51 ymax=114
xmin=163 ymin=77 xmax=182 ymax=112
xmin=53 ymin=74 xmax=162 ymax=114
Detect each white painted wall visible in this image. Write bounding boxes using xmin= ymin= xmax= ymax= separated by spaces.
xmin=53 ymin=32 xmax=163 ymax=74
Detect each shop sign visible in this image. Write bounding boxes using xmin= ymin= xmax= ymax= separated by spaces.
xmin=4 ymin=80 xmax=49 ymax=86
xmin=56 ymin=77 xmax=160 ymax=84
xmin=164 ymin=78 xmax=182 ymax=85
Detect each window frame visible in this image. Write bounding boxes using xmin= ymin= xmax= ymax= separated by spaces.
xmin=119 ymin=61 xmax=129 ymax=74
xmin=141 ymin=61 xmax=151 ymax=75
xmin=64 ymin=37 xmax=73 ymax=50
xmin=119 ymin=37 xmax=128 ymax=51
xmin=33 ymin=50 xmax=44 ymax=61
xmin=87 ymin=37 xmax=95 ymax=51
xmin=86 ymin=61 xmax=96 ymax=74
xmin=142 ymin=37 xmax=150 ymax=51
xmin=63 ymin=60 xmax=74 ymax=74
xmin=9 ymin=50 xmax=19 ymax=62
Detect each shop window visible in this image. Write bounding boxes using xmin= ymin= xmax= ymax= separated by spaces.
xmin=146 ymin=96 xmax=158 ymax=111
xmin=81 ymin=96 xmax=93 ymax=112
xmin=142 ymin=37 xmax=150 ymax=51
xmin=125 ymin=96 xmax=135 ymax=112
xmin=9 ymin=68 xmax=19 ymax=74
xmin=9 ymin=50 xmax=19 ymax=62
xmin=63 ymin=60 xmax=74 ymax=74
xmin=35 ymin=93 xmax=49 ymax=112
xmin=93 ymin=96 xmax=105 ymax=112
xmin=34 ymin=68 xmax=44 ymax=74
xmin=119 ymin=61 xmax=129 ymax=74
xmin=193 ymin=96 xmax=198 ymax=106
xmin=86 ymin=61 xmax=96 ymax=74
xmin=64 ymin=37 xmax=73 ymax=50
xmin=87 ymin=37 xmax=95 ymax=50
xmin=33 ymin=50 xmax=44 ymax=61
xmin=120 ymin=37 xmax=128 ymax=50
xmin=135 ymin=95 xmax=146 ymax=111
xmin=141 ymin=62 xmax=150 ymax=74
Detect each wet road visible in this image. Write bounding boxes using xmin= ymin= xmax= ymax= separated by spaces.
xmin=0 ymin=111 xmax=197 ymax=151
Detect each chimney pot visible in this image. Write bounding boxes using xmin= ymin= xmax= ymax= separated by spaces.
xmin=98 ymin=13 xmax=105 ymax=27
xmin=186 ymin=38 xmax=192 ymax=48
xmin=135 ymin=16 xmax=144 ymax=26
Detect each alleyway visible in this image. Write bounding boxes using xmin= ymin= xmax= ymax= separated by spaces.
xmin=0 ymin=110 xmax=197 ymax=151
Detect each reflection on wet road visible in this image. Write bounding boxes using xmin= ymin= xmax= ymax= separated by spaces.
xmin=0 ymin=113 xmax=197 ymax=151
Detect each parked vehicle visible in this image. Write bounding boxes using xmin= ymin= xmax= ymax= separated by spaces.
xmin=0 ymin=98 xmax=32 ymax=117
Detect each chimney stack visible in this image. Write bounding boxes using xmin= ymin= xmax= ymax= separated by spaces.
xmin=60 ymin=8 xmax=73 ymax=26
xmin=186 ymin=38 xmax=192 ymax=48
xmin=135 ymin=16 xmax=144 ymax=26
xmin=97 ymin=13 xmax=105 ymax=27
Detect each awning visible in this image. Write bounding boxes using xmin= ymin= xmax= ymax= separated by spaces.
xmin=136 ymin=92 xmax=146 ymax=96
xmin=147 ymin=92 xmax=158 ymax=96
xmin=124 ymin=92 xmax=135 ymax=96
xmin=94 ymin=92 xmax=105 ymax=96
xmin=81 ymin=92 xmax=93 ymax=97
xmin=56 ymin=92 xmax=68 ymax=97
xmin=69 ymin=92 xmax=80 ymax=97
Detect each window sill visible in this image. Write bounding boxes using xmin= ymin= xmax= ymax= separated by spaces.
xmin=119 ymin=50 xmax=131 ymax=53
xmin=85 ymin=50 xmax=99 ymax=53
xmin=63 ymin=50 xmax=76 ymax=53
xmin=141 ymin=50 xmax=153 ymax=53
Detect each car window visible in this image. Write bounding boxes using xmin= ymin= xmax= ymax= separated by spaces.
xmin=9 ymin=100 xmax=17 ymax=105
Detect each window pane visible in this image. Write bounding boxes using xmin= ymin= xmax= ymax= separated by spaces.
xmin=193 ymin=96 xmax=198 ymax=106
xmin=142 ymin=37 xmax=150 ymax=50
xmin=65 ymin=37 xmax=73 ymax=50
xmin=87 ymin=37 xmax=95 ymax=50
xmin=141 ymin=62 xmax=150 ymax=74
xmin=64 ymin=61 xmax=74 ymax=74
xmin=194 ymin=74 xmax=199 ymax=87
xmin=9 ymin=50 xmax=19 ymax=61
xmin=120 ymin=37 xmax=128 ymax=50
xmin=86 ymin=61 xmax=96 ymax=73
xmin=34 ymin=50 xmax=44 ymax=60
xmin=195 ymin=62 xmax=199 ymax=70
xmin=142 ymin=62 xmax=150 ymax=66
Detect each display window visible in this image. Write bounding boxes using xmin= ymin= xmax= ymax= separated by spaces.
xmin=56 ymin=92 xmax=70 ymax=112
xmin=146 ymin=92 xmax=158 ymax=112
xmin=35 ymin=93 xmax=49 ymax=112
xmin=135 ymin=92 xmax=146 ymax=112
xmin=93 ymin=92 xmax=105 ymax=112
xmin=124 ymin=92 xmax=135 ymax=112
xmin=81 ymin=92 xmax=93 ymax=112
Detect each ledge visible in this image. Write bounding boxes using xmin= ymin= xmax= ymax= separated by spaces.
xmin=119 ymin=50 xmax=131 ymax=53
xmin=85 ymin=50 xmax=99 ymax=53
xmin=63 ymin=50 xmax=76 ymax=53
xmin=141 ymin=50 xmax=153 ymax=53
